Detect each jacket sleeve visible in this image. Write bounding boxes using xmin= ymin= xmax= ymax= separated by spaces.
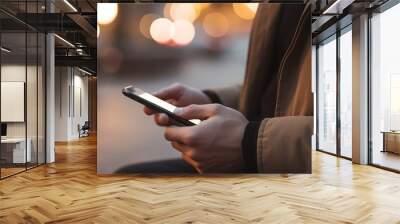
xmin=205 ymin=84 xmax=242 ymax=110
xmin=256 ymin=116 xmax=312 ymax=173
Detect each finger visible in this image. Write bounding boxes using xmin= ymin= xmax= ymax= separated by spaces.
xmin=174 ymin=104 xmax=219 ymax=120
xmin=153 ymin=83 xmax=183 ymax=100
xmin=164 ymin=126 xmax=193 ymax=145
xmin=154 ymin=113 xmax=171 ymax=126
xmin=143 ymin=106 xmax=157 ymax=115
xmin=181 ymin=154 xmax=202 ymax=174
xmin=171 ymin=141 xmax=192 ymax=155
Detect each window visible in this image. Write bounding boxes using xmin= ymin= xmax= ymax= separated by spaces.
xmin=370 ymin=2 xmax=400 ymax=171
xmin=316 ymin=25 xmax=353 ymax=159
xmin=317 ymin=36 xmax=337 ymax=154
xmin=339 ymin=28 xmax=352 ymax=158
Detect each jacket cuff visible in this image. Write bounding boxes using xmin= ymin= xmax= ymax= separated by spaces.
xmin=204 ymin=85 xmax=241 ymax=109
xmin=242 ymin=121 xmax=261 ymax=173
xmin=202 ymin=90 xmax=222 ymax=104
xmin=256 ymin=117 xmax=312 ymax=173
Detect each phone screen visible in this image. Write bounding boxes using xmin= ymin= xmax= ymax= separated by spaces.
xmin=123 ymin=86 xmax=200 ymax=125
xmin=138 ymin=92 xmax=176 ymax=113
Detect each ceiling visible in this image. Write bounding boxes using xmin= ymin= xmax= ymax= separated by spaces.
xmin=1 ymin=0 xmax=97 ymax=73
xmin=0 ymin=0 xmax=394 ymax=74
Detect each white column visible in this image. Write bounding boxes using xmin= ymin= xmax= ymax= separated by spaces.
xmin=45 ymin=0 xmax=56 ymax=164
xmin=46 ymin=32 xmax=55 ymax=163
xmin=352 ymin=14 xmax=369 ymax=164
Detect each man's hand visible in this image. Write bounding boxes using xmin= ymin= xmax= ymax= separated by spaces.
xmin=164 ymin=104 xmax=248 ymax=173
xmin=143 ymin=83 xmax=212 ymax=126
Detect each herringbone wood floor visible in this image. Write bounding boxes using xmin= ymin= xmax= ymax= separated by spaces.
xmin=1 ymin=136 xmax=400 ymax=224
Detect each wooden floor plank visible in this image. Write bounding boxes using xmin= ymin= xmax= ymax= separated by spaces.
xmin=1 ymin=135 xmax=400 ymax=223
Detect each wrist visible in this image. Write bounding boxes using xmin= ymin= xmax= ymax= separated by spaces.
xmin=241 ymin=121 xmax=261 ymax=173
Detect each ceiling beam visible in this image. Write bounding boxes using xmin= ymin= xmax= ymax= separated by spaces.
xmin=55 ymin=55 xmax=96 ymax=72
xmin=67 ymin=13 xmax=97 ymax=38
xmin=322 ymin=0 xmax=356 ymax=14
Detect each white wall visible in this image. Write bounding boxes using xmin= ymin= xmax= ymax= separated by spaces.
xmin=1 ymin=65 xmax=38 ymax=138
xmin=1 ymin=64 xmax=46 ymax=164
xmin=72 ymin=73 xmax=89 ymax=137
xmin=55 ymin=67 xmax=89 ymax=141
xmin=55 ymin=67 xmax=69 ymax=141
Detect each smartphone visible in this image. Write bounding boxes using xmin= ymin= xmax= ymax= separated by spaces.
xmin=122 ymin=85 xmax=200 ymax=126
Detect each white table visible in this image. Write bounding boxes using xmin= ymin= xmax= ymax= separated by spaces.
xmin=1 ymin=138 xmax=31 ymax=163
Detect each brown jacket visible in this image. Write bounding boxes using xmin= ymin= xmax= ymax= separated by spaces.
xmin=212 ymin=4 xmax=313 ymax=173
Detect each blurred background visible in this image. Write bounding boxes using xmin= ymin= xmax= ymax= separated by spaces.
xmin=97 ymin=3 xmax=257 ymax=174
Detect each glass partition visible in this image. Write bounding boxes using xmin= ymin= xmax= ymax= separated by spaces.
xmin=38 ymin=32 xmax=45 ymax=165
xmin=26 ymin=0 xmax=42 ymax=170
xmin=27 ymin=30 xmax=38 ymax=169
xmin=1 ymin=30 xmax=28 ymax=177
xmin=0 ymin=1 xmax=46 ymax=179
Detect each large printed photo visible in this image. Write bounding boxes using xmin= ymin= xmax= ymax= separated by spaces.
xmin=97 ymin=3 xmax=312 ymax=174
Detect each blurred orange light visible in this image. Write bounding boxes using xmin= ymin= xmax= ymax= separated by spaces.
xmin=150 ymin=18 xmax=174 ymax=44
xmin=170 ymin=3 xmax=198 ymax=22
xmin=245 ymin=3 xmax=259 ymax=13
xmin=140 ymin=14 xmax=158 ymax=39
xmin=163 ymin=3 xmax=172 ymax=18
xmin=232 ymin=3 xmax=258 ymax=20
xmin=194 ymin=4 xmax=202 ymax=14
xmin=97 ymin=24 xmax=100 ymax=38
xmin=193 ymin=3 xmax=209 ymax=18
xmin=98 ymin=3 xmax=118 ymax=25
xmin=203 ymin=13 xmax=229 ymax=38
xmin=172 ymin=20 xmax=195 ymax=46
xmin=199 ymin=3 xmax=210 ymax=10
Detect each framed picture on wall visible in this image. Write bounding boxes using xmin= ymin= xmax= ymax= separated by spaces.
xmin=1 ymin=81 xmax=25 ymax=122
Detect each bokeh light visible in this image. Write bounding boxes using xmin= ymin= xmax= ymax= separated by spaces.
xmin=140 ymin=14 xmax=158 ymax=39
xmin=172 ymin=20 xmax=195 ymax=46
xmin=98 ymin=3 xmax=118 ymax=25
xmin=198 ymin=3 xmax=210 ymax=10
xmin=193 ymin=3 xmax=209 ymax=19
xmin=245 ymin=3 xmax=259 ymax=13
xmin=139 ymin=3 xmax=255 ymax=45
xmin=232 ymin=3 xmax=258 ymax=20
xmin=169 ymin=3 xmax=198 ymax=22
xmin=203 ymin=13 xmax=229 ymax=38
xmin=150 ymin=18 xmax=174 ymax=44
xmin=97 ymin=24 xmax=100 ymax=38
xmin=163 ymin=3 xmax=172 ymax=18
